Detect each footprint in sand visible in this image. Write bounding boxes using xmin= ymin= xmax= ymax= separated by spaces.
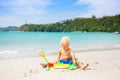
xmin=24 ymin=69 xmax=39 ymax=77
xmin=94 ymin=62 xmax=99 ymax=64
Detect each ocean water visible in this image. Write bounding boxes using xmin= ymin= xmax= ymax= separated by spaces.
xmin=0 ymin=32 xmax=120 ymax=60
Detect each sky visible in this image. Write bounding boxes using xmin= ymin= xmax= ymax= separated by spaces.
xmin=0 ymin=0 xmax=120 ymax=27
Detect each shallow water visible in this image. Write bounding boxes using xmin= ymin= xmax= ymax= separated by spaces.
xmin=0 ymin=32 xmax=120 ymax=60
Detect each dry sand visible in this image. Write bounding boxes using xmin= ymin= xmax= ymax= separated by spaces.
xmin=0 ymin=49 xmax=120 ymax=80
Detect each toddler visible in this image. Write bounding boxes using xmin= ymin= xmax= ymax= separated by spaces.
xmin=56 ymin=36 xmax=89 ymax=70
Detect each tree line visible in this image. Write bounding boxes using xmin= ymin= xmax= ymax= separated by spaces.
xmin=0 ymin=26 xmax=18 ymax=31
xmin=18 ymin=14 xmax=120 ymax=32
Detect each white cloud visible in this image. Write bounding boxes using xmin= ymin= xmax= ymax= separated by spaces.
xmin=2 ymin=0 xmax=50 ymax=16
xmin=76 ymin=0 xmax=120 ymax=17
xmin=0 ymin=0 xmax=51 ymax=27
xmin=0 ymin=16 xmax=23 ymax=27
xmin=2 ymin=0 xmax=50 ymax=8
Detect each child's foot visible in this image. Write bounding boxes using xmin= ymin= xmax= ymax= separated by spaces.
xmin=40 ymin=63 xmax=47 ymax=68
xmin=82 ymin=64 xmax=89 ymax=70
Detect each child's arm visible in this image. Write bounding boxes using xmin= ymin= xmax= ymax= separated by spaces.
xmin=56 ymin=50 xmax=61 ymax=63
xmin=70 ymin=51 xmax=76 ymax=64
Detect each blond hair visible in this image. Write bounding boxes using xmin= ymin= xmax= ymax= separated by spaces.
xmin=60 ymin=36 xmax=70 ymax=47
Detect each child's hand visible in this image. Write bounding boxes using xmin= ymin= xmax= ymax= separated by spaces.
xmin=55 ymin=60 xmax=58 ymax=63
xmin=73 ymin=60 xmax=76 ymax=64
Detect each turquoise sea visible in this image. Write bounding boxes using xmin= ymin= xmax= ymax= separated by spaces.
xmin=0 ymin=32 xmax=120 ymax=60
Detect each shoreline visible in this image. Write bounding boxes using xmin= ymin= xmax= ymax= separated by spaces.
xmin=73 ymin=47 xmax=120 ymax=53
xmin=40 ymin=47 xmax=120 ymax=57
xmin=0 ymin=48 xmax=120 ymax=60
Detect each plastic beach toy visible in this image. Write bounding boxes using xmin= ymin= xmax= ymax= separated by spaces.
xmin=39 ymin=51 xmax=50 ymax=71
xmin=69 ymin=64 xmax=76 ymax=70
xmin=39 ymin=51 xmax=76 ymax=71
xmin=54 ymin=63 xmax=70 ymax=69
xmin=39 ymin=51 xmax=49 ymax=63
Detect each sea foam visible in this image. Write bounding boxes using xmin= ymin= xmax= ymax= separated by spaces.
xmin=0 ymin=50 xmax=19 ymax=54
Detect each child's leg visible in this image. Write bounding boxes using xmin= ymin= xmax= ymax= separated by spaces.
xmin=82 ymin=64 xmax=89 ymax=70
xmin=40 ymin=63 xmax=47 ymax=68
xmin=76 ymin=61 xmax=89 ymax=70
xmin=76 ymin=61 xmax=83 ymax=69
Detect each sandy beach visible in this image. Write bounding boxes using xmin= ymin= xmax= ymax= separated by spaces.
xmin=0 ymin=49 xmax=120 ymax=80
